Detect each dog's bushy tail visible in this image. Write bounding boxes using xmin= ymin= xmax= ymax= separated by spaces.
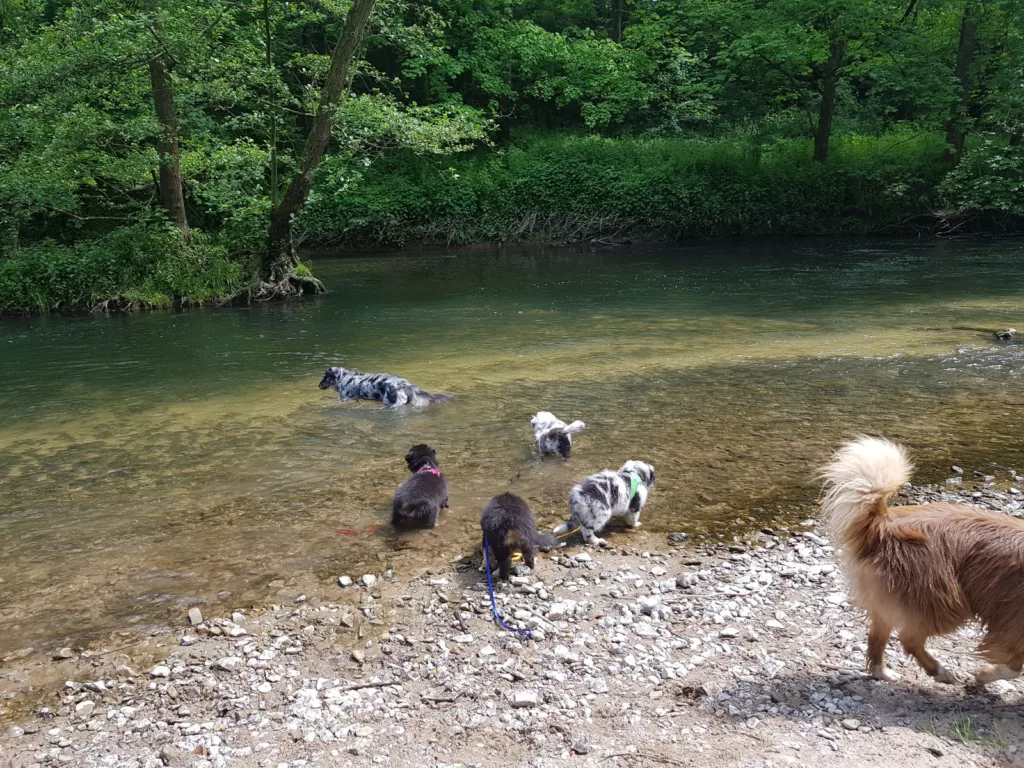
xmin=533 ymin=531 xmax=559 ymax=551
xmin=820 ymin=436 xmax=912 ymax=545
xmin=563 ymin=420 xmax=586 ymax=435
xmin=408 ymin=388 xmax=453 ymax=407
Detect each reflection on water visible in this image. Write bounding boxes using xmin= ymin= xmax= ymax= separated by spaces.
xmin=1 ymin=239 xmax=1022 ymax=653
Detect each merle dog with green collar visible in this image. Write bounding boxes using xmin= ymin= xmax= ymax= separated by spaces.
xmin=554 ymin=461 xmax=656 ymax=547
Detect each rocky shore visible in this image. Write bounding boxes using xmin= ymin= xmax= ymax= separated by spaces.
xmin=2 ymin=478 xmax=1023 ymax=768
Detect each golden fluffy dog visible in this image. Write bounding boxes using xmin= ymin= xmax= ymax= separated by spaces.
xmin=821 ymin=436 xmax=1024 ymax=686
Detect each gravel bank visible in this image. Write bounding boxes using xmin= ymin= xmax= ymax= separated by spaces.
xmin=2 ymin=479 xmax=1023 ymax=768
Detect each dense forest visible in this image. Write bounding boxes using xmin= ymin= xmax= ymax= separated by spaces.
xmin=0 ymin=0 xmax=1022 ymax=311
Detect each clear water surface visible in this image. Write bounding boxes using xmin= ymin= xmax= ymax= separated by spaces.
xmin=1 ymin=239 xmax=1022 ymax=653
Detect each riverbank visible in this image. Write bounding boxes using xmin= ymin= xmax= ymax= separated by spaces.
xmin=4 ymin=131 xmax=1023 ymax=315
xmin=2 ymin=478 xmax=1022 ymax=768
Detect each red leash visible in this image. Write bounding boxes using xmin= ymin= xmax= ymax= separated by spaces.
xmin=335 ymin=524 xmax=380 ymax=536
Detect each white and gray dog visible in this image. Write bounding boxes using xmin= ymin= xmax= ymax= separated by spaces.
xmin=530 ymin=411 xmax=586 ymax=459
xmin=554 ymin=461 xmax=656 ymax=546
xmin=318 ymin=367 xmax=452 ymax=408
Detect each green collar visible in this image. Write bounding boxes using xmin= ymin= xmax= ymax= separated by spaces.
xmin=625 ymin=471 xmax=644 ymax=501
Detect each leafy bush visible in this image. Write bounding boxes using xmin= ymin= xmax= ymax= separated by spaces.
xmin=299 ymin=132 xmax=949 ymax=245
xmin=0 ymin=223 xmax=244 ymax=312
xmin=940 ymin=138 xmax=1024 ymax=212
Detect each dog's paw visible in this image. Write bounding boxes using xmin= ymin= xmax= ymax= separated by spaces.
xmin=629 ymin=519 xmax=642 ymax=529
xmin=596 ymin=537 xmax=610 ymax=548
xmin=932 ymin=665 xmax=959 ymax=685
xmin=870 ymin=666 xmax=901 ymax=682
xmin=974 ymin=664 xmax=1021 ymax=686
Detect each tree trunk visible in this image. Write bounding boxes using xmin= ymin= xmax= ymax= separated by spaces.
xmin=611 ymin=0 xmax=623 ymax=43
xmin=145 ymin=0 xmax=190 ymax=241
xmin=263 ymin=0 xmax=377 ymax=284
xmin=944 ymin=0 xmax=980 ymax=167
xmin=813 ymin=41 xmax=845 ymax=163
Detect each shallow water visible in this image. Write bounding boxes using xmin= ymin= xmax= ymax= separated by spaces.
xmin=1 ymin=239 xmax=1023 ymax=654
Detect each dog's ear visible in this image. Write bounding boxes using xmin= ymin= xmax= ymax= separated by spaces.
xmin=646 ymin=465 xmax=656 ymax=486
xmin=557 ymin=432 xmax=571 ymax=459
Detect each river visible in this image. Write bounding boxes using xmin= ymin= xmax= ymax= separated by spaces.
xmin=1 ymin=239 xmax=1022 ymax=654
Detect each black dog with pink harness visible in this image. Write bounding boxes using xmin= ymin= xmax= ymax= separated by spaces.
xmin=391 ymin=444 xmax=449 ymax=528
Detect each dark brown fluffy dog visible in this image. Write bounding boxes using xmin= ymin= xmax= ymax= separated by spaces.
xmin=821 ymin=436 xmax=1024 ymax=687
xmin=481 ymin=493 xmax=558 ymax=581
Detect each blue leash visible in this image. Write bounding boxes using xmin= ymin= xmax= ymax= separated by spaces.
xmin=482 ymin=536 xmax=533 ymax=640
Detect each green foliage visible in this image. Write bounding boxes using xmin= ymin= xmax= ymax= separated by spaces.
xmin=0 ymin=222 xmax=244 ymax=311
xmin=2 ymin=0 xmax=1024 ymax=311
xmin=941 ymin=138 xmax=1024 ymax=211
xmin=301 ymin=132 xmax=948 ymax=245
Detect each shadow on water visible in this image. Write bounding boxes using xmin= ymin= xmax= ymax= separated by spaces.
xmin=1 ymin=239 xmax=1023 ymax=653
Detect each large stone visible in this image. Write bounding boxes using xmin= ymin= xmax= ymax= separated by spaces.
xmin=509 ymin=691 xmax=538 ymax=708
xmin=638 ymin=596 xmax=661 ymax=615
xmin=213 ymin=656 xmax=243 ymax=672
xmin=338 ymin=576 xmax=353 ymax=587
xmin=187 ymin=607 xmax=203 ymax=626
xmin=573 ymin=736 xmax=591 ymax=754
xmin=150 ymin=665 xmax=171 ymax=678
xmin=362 ymin=574 xmax=377 ymax=588
xmin=547 ymin=602 xmax=573 ymax=619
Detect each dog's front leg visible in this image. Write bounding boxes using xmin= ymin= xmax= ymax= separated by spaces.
xmin=866 ymin=620 xmax=900 ymax=681
xmin=626 ymin=509 xmax=642 ymax=528
xmin=580 ymin=525 xmax=607 ymax=547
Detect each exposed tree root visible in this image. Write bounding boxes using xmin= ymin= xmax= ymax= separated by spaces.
xmin=220 ymin=270 xmax=325 ymax=306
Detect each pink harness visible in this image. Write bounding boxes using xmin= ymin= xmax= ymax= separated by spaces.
xmin=418 ymin=466 xmax=440 ymax=477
